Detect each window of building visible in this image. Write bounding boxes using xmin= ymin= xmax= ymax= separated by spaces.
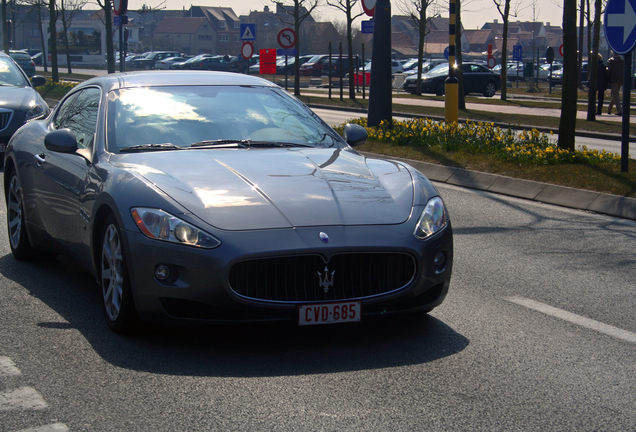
xmin=219 ymin=34 xmax=229 ymax=42
xmin=234 ymin=34 xmax=239 ymax=42
xmin=219 ymin=21 xmax=226 ymax=28
xmin=234 ymin=21 xmax=240 ymax=29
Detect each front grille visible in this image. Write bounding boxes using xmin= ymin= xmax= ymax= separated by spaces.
xmin=229 ymin=253 xmax=416 ymax=302
xmin=0 ymin=110 xmax=13 ymax=131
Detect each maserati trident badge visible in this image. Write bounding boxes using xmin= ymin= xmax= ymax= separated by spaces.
xmin=317 ymin=266 xmax=335 ymax=293
xmin=319 ymin=232 xmax=329 ymax=243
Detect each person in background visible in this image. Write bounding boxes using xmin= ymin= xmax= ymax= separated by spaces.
xmin=596 ymin=54 xmax=607 ymax=116
xmin=606 ymin=52 xmax=624 ymax=116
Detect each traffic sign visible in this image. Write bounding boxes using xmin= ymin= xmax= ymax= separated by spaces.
xmin=361 ymin=0 xmax=375 ymax=16
xmin=361 ymin=20 xmax=374 ymax=34
xmin=559 ymin=44 xmax=564 ymax=57
xmin=444 ymin=46 xmax=449 ymax=60
xmin=277 ymin=49 xmax=297 ymax=56
xmin=513 ymin=45 xmax=523 ymax=61
xmin=113 ymin=0 xmax=127 ymax=16
xmin=277 ymin=28 xmax=296 ymax=49
xmin=604 ymin=0 xmax=636 ymax=55
xmin=487 ymin=57 xmax=496 ymax=68
xmin=259 ymin=49 xmax=277 ymax=74
xmin=241 ymin=42 xmax=254 ymax=59
xmin=240 ymin=23 xmax=256 ymax=41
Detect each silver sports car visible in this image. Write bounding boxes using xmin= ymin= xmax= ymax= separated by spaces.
xmin=4 ymin=71 xmax=453 ymax=333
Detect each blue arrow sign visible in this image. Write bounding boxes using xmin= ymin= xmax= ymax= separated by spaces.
xmin=604 ymin=0 xmax=636 ymax=55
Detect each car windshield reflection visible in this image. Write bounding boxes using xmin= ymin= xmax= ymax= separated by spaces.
xmin=0 ymin=58 xmax=30 ymax=86
xmin=107 ymin=85 xmax=343 ymax=153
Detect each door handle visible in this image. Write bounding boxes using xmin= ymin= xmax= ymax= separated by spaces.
xmin=35 ymin=153 xmax=45 ymax=165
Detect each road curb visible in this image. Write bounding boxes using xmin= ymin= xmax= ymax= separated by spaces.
xmin=360 ymin=151 xmax=636 ymax=221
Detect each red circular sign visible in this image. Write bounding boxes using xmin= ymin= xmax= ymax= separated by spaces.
xmin=361 ymin=0 xmax=376 ymax=16
xmin=113 ymin=0 xmax=127 ymax=16
xmin=241 ymin=42 xmax=254 ymax=59
xmin=487 ymin=57 xmax=496 ymax=69
xmin=559 ymin=44 xmax=564 ymax=57
xmin=277 ymin=28 xmax=296 ymax=49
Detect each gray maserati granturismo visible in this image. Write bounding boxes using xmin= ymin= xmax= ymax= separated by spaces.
xmin=4 ymin=71 xmax=453 ymax=333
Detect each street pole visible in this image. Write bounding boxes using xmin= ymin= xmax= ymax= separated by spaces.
xmin=367 ymin=0 xmax=392 ymax=127
xmin=444 ymin=0 xmax=458 ymax=123
xmin=621 ymin=50 xmax=632 ymax=173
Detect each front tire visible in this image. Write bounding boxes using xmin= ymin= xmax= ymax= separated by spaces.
xmin=483 ymin=81 xmax=497 ymax=97
xmin=101 ymin=215 xmax=137 ymax=333
xmin=6 ymin=173 xmax=38 ymax=260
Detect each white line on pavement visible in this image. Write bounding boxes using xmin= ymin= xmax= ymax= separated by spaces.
xmin=14 ymin=423 xmax=69 ymax=432
xmin=506 ymin=296 xmax=636 ymax=344
xmin=0 ymin=356 xmax=22 ymax=376
xmin=0 ymin=387 xmax=49 ymax=411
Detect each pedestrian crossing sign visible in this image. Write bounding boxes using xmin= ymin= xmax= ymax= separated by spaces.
xmin=240 ymin=24 xmax=256 ymax=41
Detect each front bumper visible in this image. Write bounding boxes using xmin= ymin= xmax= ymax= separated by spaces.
xmin=121 ymin=222 xmax=453 ymax=325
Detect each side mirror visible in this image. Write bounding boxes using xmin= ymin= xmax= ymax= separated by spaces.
xmin=44 ymin=129 xmax=78 ymax=153
xmin=31 ymin=76 xmax=46 ymax=87
xmin=343 ymin=123 xmax=368 ymax=147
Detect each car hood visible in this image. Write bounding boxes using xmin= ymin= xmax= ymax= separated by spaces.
xmin=113 ymin=148 xmax=415 ymax=231
xmin=0 ymin=86 xmax=38 ymax=110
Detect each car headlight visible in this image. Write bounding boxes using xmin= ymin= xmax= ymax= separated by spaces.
xmin=131 ymin=208 xmax=221 ymax=249
xmin=413 ymin=197 xmax=449 ymax=240
xmin=25 ymin=101 xmax=48 ymax=122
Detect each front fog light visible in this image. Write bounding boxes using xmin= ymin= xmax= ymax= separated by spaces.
xmin=155 ymin=264 xmax=171 ymax=281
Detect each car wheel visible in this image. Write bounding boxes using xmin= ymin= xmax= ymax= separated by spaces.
xmin=100 ymin=214 xmax=137 ymax=333
xmin=435 ymin=81 xmax=444 ymax=96
xmin=6 ymin=173 xmax=37 ymax=260
xmin=483 ymin=81 xmax=497 ymax=97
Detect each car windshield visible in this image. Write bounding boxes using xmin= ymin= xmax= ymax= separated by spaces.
xmin=0 ymin=58 xmax=30 ymax=86
xmin=306 ymin=55 xmax=324 ymax=64
xmin=428 ymin=63 xmax=449 ymax=74
xmin=10 ymin=52 xmax=31 ymax=62
xmin=107 ymin=85 xmax=344 ymax=153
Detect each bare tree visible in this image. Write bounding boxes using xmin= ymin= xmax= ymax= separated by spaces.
xmin=327 ymin=0 xmax=364 ymax=99
xmin=558 ymin=0 xmax=577 ymax=151
xmin=59 ymin=0 xmax=88 ymax=73
xmin=400 ymin=0 xmax=437 ymax=96
xmin=94 ymin=0 xmax=114 ymax=73
xmin=276 ymin=0 xmax=320 ymax=96
xmin=25 ymin=0 xmax=49 ymax=71
xmin=492 ymin=0 xmax=525 ymax=100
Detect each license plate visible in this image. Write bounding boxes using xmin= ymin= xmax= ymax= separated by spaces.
xmin=298 ymin=301 xmax=361 ymax=326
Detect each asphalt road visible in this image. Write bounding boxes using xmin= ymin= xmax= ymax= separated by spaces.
xmin=1 ymin=173 xmax=635 ymax=431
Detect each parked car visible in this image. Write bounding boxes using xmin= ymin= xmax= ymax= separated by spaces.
xmin=171 ymin=54 xmax=213 ymax=70
xmin=276 ymin=55 xmax=313 ymax=75
xmin=363 ymin=59 xmax=404 ymax=75
xmin=155 ymin=56 xmax=190 ymax=70
xmin=132 ymin=51 xmax=181 ymax=69
xmin=329 ymin=55 xmax=362 ymax=78
xmin=189 ymin=55 xmax=231 ymax=71
xmin=403 ymin=62 xmax=501 ymax=97
xmin=299 ymin=54 xmax=329 ymax=76
xmin=230 ymin=55 xmax=259 ymax=73
xmin=0 ymin=52 xmax=49 ymax=152
xmin=31 ymin=52 xmax=43 ymax=66
xmin=402 ymin=59 xmax=447 ymax=77
xmin=9 ymin=50 xmax=36 ymax=77
xmin=4 ymin=70 xmax=453 ymax=332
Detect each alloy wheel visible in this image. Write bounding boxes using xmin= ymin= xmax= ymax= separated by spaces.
xmin=101 ymin=223 xmax=124 ymax=322
xmin=7 ymin=176 xmax=23 ymax=250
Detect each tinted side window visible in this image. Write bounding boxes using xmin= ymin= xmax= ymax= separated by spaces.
xmin=54 ymin=87 xmax=101 ymax=149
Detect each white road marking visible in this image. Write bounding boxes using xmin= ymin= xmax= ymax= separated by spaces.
xmin=0 ymin=356 xmax=22 ymax=376
xmin=0 ymin=387 xmax=49 ymax=411
xmin=14 ymin=423 xmax=69 ymax=432
xmin=506 ymin=296 xmax=636 ymax=344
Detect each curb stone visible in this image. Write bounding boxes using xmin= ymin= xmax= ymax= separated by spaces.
xmin=360 ymin=151 xmax=636 ymax=221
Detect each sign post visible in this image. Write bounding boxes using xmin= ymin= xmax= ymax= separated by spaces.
xmin=113 ymin=0 xmax=128 ymax=72
xmin=277 ymin=28 xmax=297 ymax=90
xmin=604 ymin=0 xmax=636 ymax=172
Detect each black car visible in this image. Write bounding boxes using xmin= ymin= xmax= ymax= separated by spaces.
xmin=0 ymin=52 xmax=49 ymax=152
xmin=188 ymin=55 xmax=231 ymax=71
xmin=132 ymin=51 xmax=181 ymax=69
xmin=403 ymin=62 xmax=501 ymax=97
xmin=230 ymin=55 xmax=259 ymax=73
xmin=171 ymin=54 xmax=214 ymax=70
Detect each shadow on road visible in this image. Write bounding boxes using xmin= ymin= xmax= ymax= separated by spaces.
xmin=0 ymin=252 xmax=469 ymax=378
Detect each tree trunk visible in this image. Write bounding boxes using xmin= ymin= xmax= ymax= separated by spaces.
xmin=49 ymin=0 xmax=58 ymax=82
xmin=499 ymin=0 xmax=510 ymax=101
xmin=558 ymin=0 xmax=578 ymax=151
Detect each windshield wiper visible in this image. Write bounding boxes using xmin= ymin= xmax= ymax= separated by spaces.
xmin=190 ymin=139 xmax=314 ymax=149
xmin=119 ymin=143 xmax=186 ymax=153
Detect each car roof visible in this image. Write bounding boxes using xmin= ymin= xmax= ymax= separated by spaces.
xmin=78 ymin=71 xmax=278 ymax=93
